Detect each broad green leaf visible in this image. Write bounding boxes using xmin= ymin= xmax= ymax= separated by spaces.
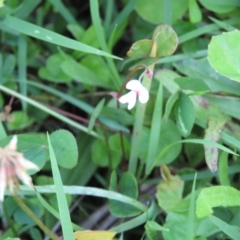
xmin=174 ymin=77 xmax=210 ymax=93
xmin=92 ymin=139 xmax=110 ymax=167
xmin=127 ymin=39 xmax=153 ymax=58
xmin=135 ymin=0 xmax=188 ymax=24
xmin=109 ymin=172 xmax=141 ymax=217
xmin=50 ymin=130 xmax=78 ymax=169
xmin=101 ymin=107 xmax=134 ymax=126
xmin=145 ymin=221 xmax=169 ymax=240
xmin=153 ymin=25 xmax=178 ymax=57
xmin=127 ymin=25 xmax=178 ymax=58
xmin=13 ymin=198 xmax=43 ymax=225
xmin=156 ymin=120 xmax=182 ymax=165
xmin=196 ymin=186 xmax=240 ymax=218
xmin=208 ymin=30 xmax=240 ymax=82
xmin=209 ymin=215 xmax=240 ymax=240
xmin=7 ymin=111 xmax=34 ymax=130
xmin=61 ymin=58 xmax=110 ymax=88
xmin=3 ymin=54 xmax=16 ymax=76
xmin=204 ymin=118 xmax=226 ymax=172
xmin=156 ymin=165 xmax=184 ymax=212
xmin=0 ymin=0 xmax=4 ymax=8
xmin=92 ymin=134 xmax=129 ymax=168
xmin=176 ymin=92 xmax=195 ymax=137
xmin=189 ymin=0 xmax=202 ymax=23
xmin=109 ymin=134 xmax=130 ymax=160
xmin=38 ymin=53 xmax=72 ymax=83
xmin=81 ymin=55 xmax=111 ymax=85
xmin=162 ymin=212 xmax=188 ymax=240
xmin=163 ymin=91 xmax=179 ymax=121
xmin=74 ymin=230 xmax=116 ymax=240
xmin=199 ymin=0 xmax=236 ymax=13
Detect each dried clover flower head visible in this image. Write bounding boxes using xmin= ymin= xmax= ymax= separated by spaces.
xmin=0 ymin=136 xmax=39 ymax=202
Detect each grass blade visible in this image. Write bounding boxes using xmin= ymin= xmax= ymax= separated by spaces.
xmin=186 ymin=173 xmax=197 ymax=240
xmin=48 ymin=0 xmax=77 ymax=24
xmin=47 ymin=133 xmax=74 ymax=240
xmin=89 ymin=0 xmax=122 ymax=89
xmin=146 ymin=82 xmax=163 ymax=174
xmin=18 ymin=35 xmax=27 ymax=110
xmin=0 ymin=84 xmax=100 ymax=138
xmin=34 ymin=189 xmax=82 ymax=231
xmin=1 ymin=15 xmax=121 ymax=59
xmin=16 ymin=185 xmax=147 ymax=212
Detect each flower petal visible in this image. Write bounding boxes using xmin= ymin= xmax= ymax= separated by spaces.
xmin=0 ymin=167 xmax=6 ymax=202
xmin=126 ymin=80 xmax=143 ymax=91
xmin=16 ymin=170 xmax=32 ymax=186
xmin=7 ymin=135 xmax=17 ymax=151
xmin=18 ymin=156 xmax=39 ymax=171
xmin=138 ymin=87 xmax=149 ymax=104
xmin=119 ymin=91 xmax=137 ymax=110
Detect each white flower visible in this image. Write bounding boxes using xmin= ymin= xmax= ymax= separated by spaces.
xmin=118 ymin=80 xmax=149 ymax=110
xmin=0 ymin=136 xmax=39 ymax=202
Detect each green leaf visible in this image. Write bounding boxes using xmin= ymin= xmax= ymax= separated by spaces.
xmin=162 ymin=212 xmax=188 ymax=240
xmin=189 ymin=0 xmax=202 ymax=23
xmin=50 ymin=130 xmax=78 ymax=169
xmin=101 ymin=107 xmax=134 ymax=126
xmin=92 ymin=134 xmax=129 ymax=168
xmin=13 ymin=198 xmax=43 ymax=225
xmin=174 ymin=77 xmax=210 ymax=93
xmin=163 ymin=91 xmax=179 ymax=121
xmin=38 ymin=53 xmax=72 ymax=83
xmin=127 ymin=25 xmax=178 ymax=58
xmin=135 ymin=0 xmax=188 ymax=24
xmin=7 ymin=111 xmax=34 ymax=130
xmin=199 ymin=0 xmax=236 ymax=13
xmin=153 ymin=24 xmax=178 ymax=57
xmin=176 ymin=92 xmax=195 ymax=137
xmin=91 ymin=139 xmax=110 ymax=167
xmin=127 ymin=39 xmax=153 ymax=58
xmin=109 ymin=172 xmax=141 ymax=217
xmin=156 ymin=165 xmax=184 ymax=212
xmin=196 ymin=186 xmax=240 ymax=218
xmin=156 ymin=120 xmax=182 ymax=165
xmin=61 ymin=58 xmax=110 ymax=87
xmin=145 ymin=221 xmax=169 ymax=240
xmin=208 ymin=30 xmax=240 ymax=82
xmin=204 ymin=118 xmax=226 ymax=172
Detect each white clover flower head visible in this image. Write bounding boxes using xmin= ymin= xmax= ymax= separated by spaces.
xmin=0 ymin=135 xmax=39 ymax=202
xmin=118 ymin=79 xmax=149 ymax=110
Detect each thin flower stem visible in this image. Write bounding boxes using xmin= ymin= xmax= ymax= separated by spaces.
xmin=13 ymin=192 xmax=58 ymax=240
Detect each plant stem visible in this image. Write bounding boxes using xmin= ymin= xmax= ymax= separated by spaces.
xmin=13 ymin=192 xmax=58 ymax=240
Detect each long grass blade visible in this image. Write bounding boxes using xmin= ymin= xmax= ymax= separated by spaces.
xmin=1 ymin=15 xmax=121 ymax=59
xmin=47 ymin=133 xmax=74 ymax=240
